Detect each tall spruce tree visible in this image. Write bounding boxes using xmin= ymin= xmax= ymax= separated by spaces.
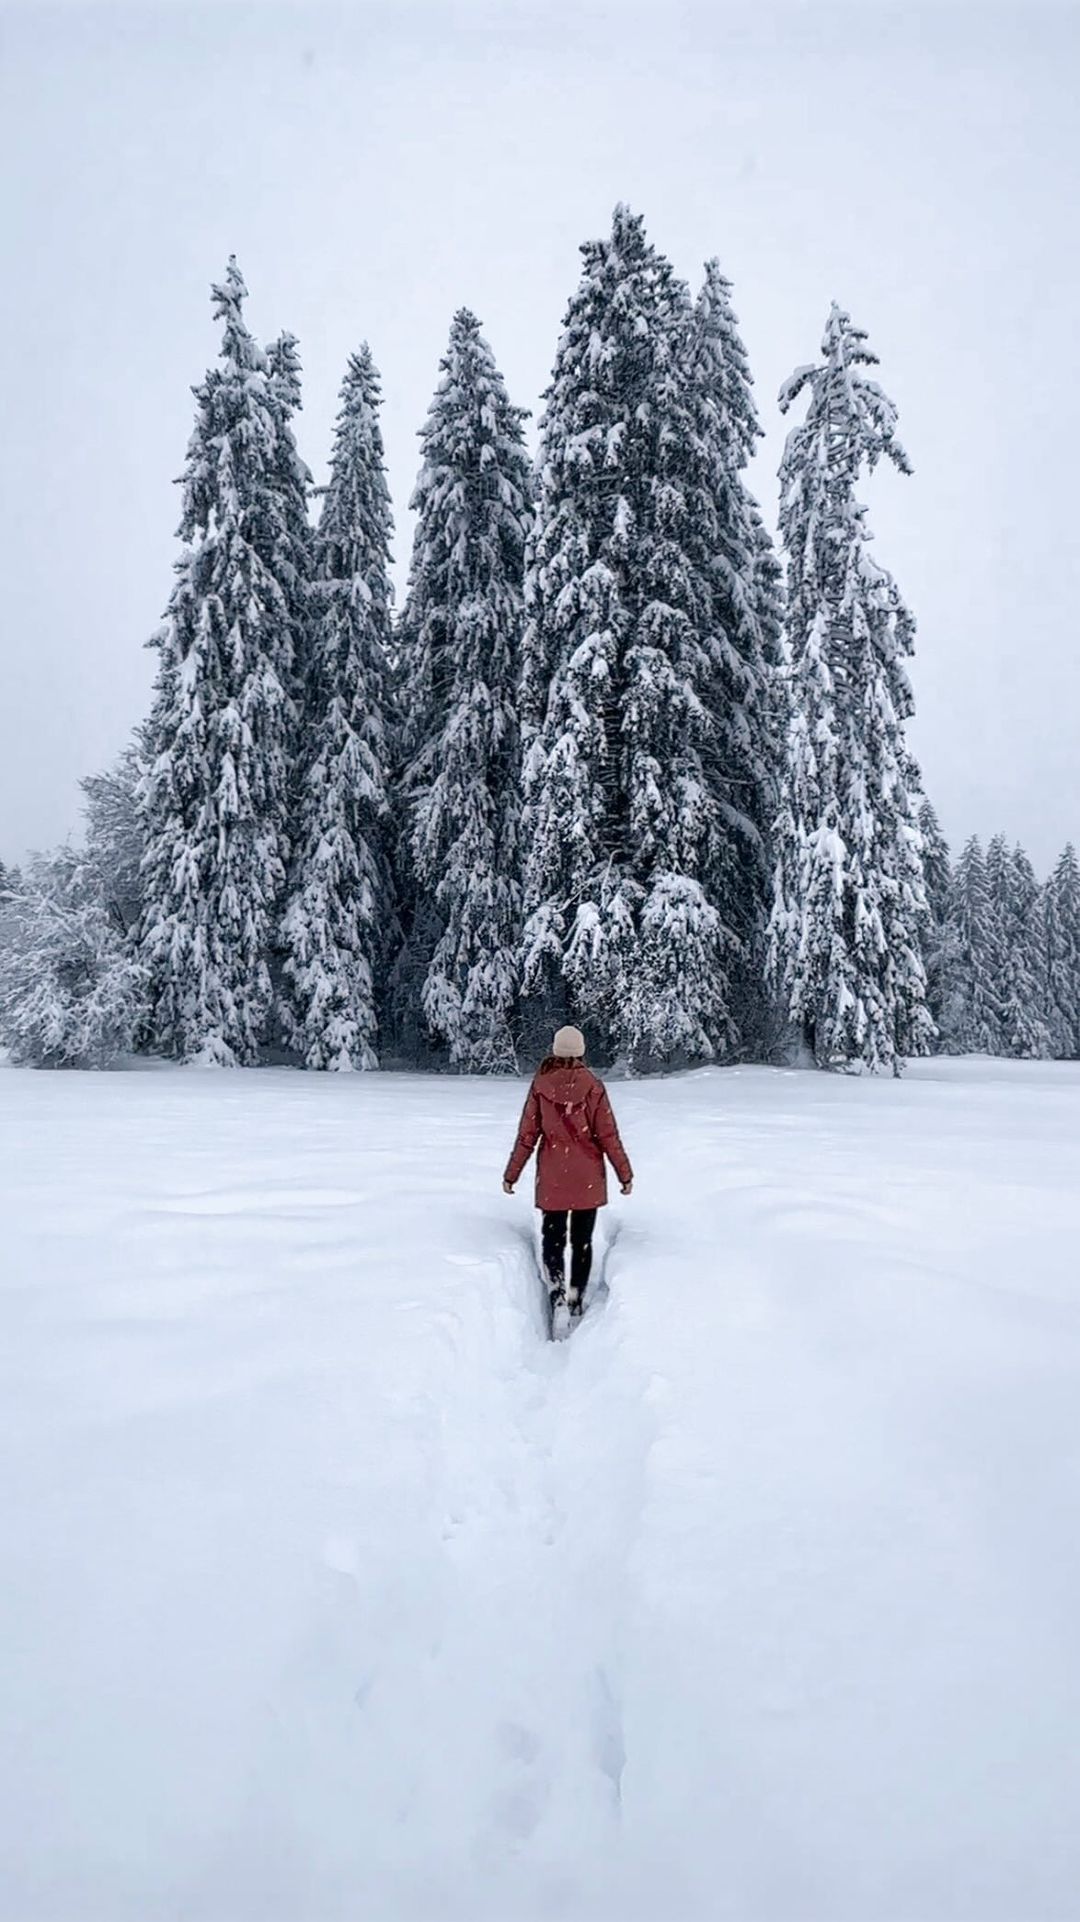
xmin=917 ymin=796 xmax=952 ymax=1039
xmin=520 ymin=206 xmax=725 ymax=1069
xmin=138 ymin=261 xmax=300 ymax=1064
xmin=686 ymin=259 xmax=784 ymax=1054
xmin=279 ymin=346 xmax=396 ymax=1069
xmin=1042 ymin=842 xmax=1080 ymax=1057
xmin=395 ymin=310 xmax=533 ymax=1072
xmin=767 ymin=305 xmax=933 ymax=1072
xmin=265 ymin=330 xmax=315 ymax=723
xmin=987 ymin=838 xmax=1051 ymax=1058
xmin=982 ymin=831 xmax=1011 ymax=996
xmin=983 ymin=833 xmax=1010 ymax=911
xmin=917 ymin=797 xmax=951 ymax=926
xmin=939 ymin=835 xmax=1002 ymax=1053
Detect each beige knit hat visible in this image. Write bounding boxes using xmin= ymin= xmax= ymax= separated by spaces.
xmin=552 ymin=1025 xmax=586 ymax=1058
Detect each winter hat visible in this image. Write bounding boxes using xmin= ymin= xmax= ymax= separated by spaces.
xmin=552 ymin=1025 xmax=586 ymax=1058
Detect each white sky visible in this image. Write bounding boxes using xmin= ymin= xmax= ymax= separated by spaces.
xmin=2 ymin=0 xmax=1078 ymax=873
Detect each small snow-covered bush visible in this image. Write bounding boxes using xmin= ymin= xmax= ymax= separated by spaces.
xmin=0 ymin=848 xmax=148 ymax=1068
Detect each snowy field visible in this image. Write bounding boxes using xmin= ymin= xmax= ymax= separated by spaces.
xmin=3 ymin=1058 xmax=1080 ymax=1922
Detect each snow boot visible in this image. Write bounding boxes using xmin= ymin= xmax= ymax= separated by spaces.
xmin=544 ymin=1266 xmax=570 ymax=1341
xmin=550 ymin=1291 xmax=571 ymax=1341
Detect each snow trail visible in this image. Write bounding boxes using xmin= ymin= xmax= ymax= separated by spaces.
xmin=317 ymin=1218 xmax=656 ymax=1921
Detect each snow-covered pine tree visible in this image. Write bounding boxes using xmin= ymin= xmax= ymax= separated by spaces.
xmin=767 ymin=305 xmax=933 ymax=1073
xmin=917 ymin=796 xmax=952 ymax=1039
xmin=686 ymin=259 xmax=785 ymax=1055
xmin=395 ymin=309 xmax=533 ymax=1073
xmin=1042 ymin=842 xmax=1080 ymax=1057
xmin=917 ymin=797 xmax=951 ymax=929
xmin=520 ymin=206 xmax=725 ymax=1070
xmin=982 ymin=830 xmax=1011 ymax=1002
xmin=279 ymin=345 xmax=396 ymax=1070
xmin=983 ymin=833 xmax=1010 ymax=915
xmin=938 ymin=835 xmax=1001 ymax=1053
xmin=265 ymin=330 xmax=315 ymax=724
xmin=138 ymin=260 xmax=297 ymax=1065
xmin=986 ymin=838 xmax=1051 ymax=1058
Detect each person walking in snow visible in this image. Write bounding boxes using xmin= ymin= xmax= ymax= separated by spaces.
xmin=503 ymin=1026 xmax=633 ymax=1320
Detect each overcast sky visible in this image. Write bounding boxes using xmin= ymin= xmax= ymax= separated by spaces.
xmin=2 ymin=0 xmax=1077 ymax=873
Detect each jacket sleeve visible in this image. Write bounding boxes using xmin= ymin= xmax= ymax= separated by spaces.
xmin=504 ymin=1086 xmax=542 ymax=1185
xmin=592 ymin=1084 xmax=633 ymax=1186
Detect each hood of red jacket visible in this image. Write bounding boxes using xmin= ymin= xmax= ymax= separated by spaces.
xmin=533 ymin=1064 xmax=599 ymax=1103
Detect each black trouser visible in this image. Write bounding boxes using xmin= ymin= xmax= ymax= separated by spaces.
xmin=541 ymin=1208 xmax=597 ymax=1304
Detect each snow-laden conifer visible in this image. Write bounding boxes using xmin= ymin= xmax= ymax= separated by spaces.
xmin=917 ymin=798 xmax=951 ymax=931
xmin=686 ymin=260 xmax=784 ymax=1053
xmin=520 ymin=207 xmax=725 ymax=1068
xmin=396 ymin=310 xmax=533 ymax=1072
xmin=917 ymin=796 xmax=952 ymax=1038
xmin=279 ymin=346 xmax=395 ymax=1070
xmin=1042 ymin=842 xmax=1080 ymax=1057
xmin=939 ymin=835 xmax=1001 ymax=1053
xmin=767 ymin=306 xmax=933 ymax=1072
xmin=987 ymin=838 xmax=1051 ymax=1058
xmin=983 ymin=835 xmax=1010 ymax=916
xmin=265 ymin=331 xmax=315 ymax=722
xmin=138 ymin=261 xmax=297 ymax=1064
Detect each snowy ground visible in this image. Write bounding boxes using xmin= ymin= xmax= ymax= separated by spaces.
xmin=2 ymin=1057 xmax=1080 ymax=1922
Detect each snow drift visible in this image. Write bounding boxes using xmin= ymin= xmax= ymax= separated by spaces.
xmin=2 ymin=1057 xmax=1079 ymax=1921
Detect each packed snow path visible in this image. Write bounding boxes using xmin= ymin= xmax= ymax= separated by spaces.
xmin=3 ymin=1059 xmax=1080 ymax=1921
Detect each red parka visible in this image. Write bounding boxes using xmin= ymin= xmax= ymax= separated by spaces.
xmin=504 ymin=1062 xmax=633 ymax=1211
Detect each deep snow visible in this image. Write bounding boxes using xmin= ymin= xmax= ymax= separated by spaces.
xmin=2 ymin=1057 xmax=1080 ymax=1922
